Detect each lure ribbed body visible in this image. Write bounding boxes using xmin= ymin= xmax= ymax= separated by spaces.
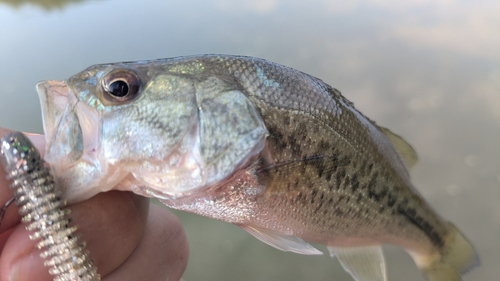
xmin=0 ymin=132 xmax=100 ymax=281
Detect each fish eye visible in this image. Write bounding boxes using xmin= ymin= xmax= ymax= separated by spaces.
xmin=108 ymin=80 xmax=129 ymax=97
xmin=101 ymin=69 xmax=141 ymax=103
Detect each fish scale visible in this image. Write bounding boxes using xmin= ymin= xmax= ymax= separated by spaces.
xmin=196 ymin=56 xmax=447 ymax=245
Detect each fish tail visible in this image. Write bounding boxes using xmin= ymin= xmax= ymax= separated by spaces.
xmin=412 ymin=223 xmax=479 ymax=281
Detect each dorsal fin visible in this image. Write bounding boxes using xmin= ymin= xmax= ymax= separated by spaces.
xmin=379 ymin=126 xmax=418 ymax=170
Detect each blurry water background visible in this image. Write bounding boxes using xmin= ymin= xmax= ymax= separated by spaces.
xmin=0 ymin=0 xmax=498 ymax=280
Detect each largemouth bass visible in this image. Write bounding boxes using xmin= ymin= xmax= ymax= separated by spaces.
xmin=36 ymin=55 xmax=478 ymax=281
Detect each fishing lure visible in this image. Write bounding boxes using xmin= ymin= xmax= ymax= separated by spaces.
xmin=0 ymin=132 xmax=100 ymax=281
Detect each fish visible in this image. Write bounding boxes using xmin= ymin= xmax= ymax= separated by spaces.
xmin=36 ymin=54 xmax=479 ymax=281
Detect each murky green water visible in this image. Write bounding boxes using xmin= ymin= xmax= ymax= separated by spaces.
xmin=0 ymin=0 xmax=498 ymax=280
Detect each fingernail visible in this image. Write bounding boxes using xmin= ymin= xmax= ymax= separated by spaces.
xmin=10 ymin=252 xmax=49 ymax=281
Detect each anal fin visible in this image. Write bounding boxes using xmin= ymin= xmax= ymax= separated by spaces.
xmin=327 ymin=245 xmax=387 ymax=281
xmin=240 ymin=225 xmax=323 ymax=255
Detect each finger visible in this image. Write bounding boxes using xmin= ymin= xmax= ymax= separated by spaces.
xmin=73 ymin=191 xmax=150 ymax=274
xmin=0 ymin=223 xmax=47 ymax=281
xmin=0 ymin=127 xmax=45 ymax=233
xmin=0 ymin=191 xmax=149 ymax=281
xmin=105 ymin=204 xmax=189 ymax=281
xmin=0 ymin=228 xmax=14 ymax=254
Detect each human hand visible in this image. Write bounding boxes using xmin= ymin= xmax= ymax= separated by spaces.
xmin=0 ymin=127 xmax=188 ymax=281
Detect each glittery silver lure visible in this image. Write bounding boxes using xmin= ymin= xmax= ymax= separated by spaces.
xmin=0 ymin=132 xmax=100 ymax=281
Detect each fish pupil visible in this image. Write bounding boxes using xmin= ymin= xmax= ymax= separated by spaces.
xmin=108 ymin=80 xmax=129 ymax=97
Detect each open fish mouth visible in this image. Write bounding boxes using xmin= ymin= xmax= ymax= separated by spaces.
xmin=36 ymin=80 xmax=109 ymax=202
xmin=37 ymin=80 xmax=83 ymax=168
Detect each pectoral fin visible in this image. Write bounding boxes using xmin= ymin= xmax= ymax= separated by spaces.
xmin=327 ymin=245 xmax=387 ymax=281
xmin=240 ymin=225 xmax=323 ymax=255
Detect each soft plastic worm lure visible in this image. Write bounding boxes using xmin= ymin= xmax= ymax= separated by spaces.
xmin=0 ymin=132 xmax=100 ymax=281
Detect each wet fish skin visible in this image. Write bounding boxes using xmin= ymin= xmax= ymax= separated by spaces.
xmin=36 ymin=55 xmax=479 ymax=281
xmin=165 ymin=55 xmax=443 ymax=248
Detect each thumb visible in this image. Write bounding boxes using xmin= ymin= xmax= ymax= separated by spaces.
xmin=0 ymin=225 xmax=51 ymax=281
